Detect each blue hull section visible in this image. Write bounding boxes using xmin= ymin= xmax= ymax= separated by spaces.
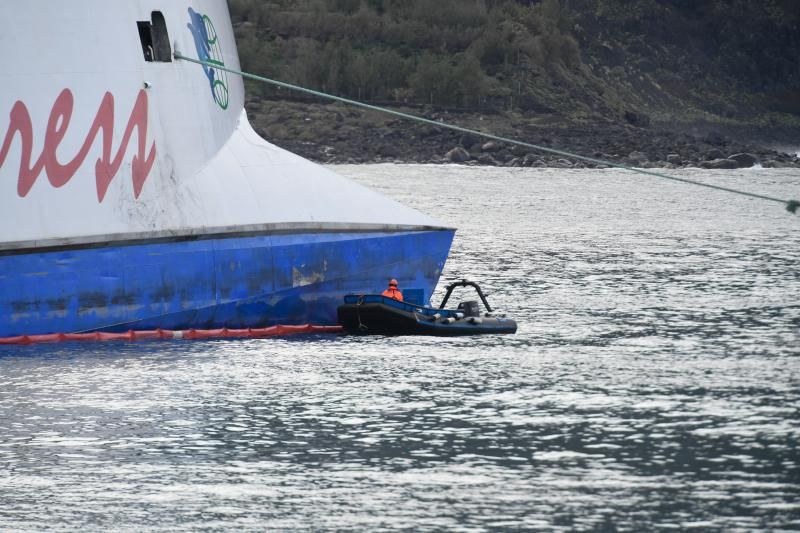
xmin=0 ymin=230 xmax=454 ymax=337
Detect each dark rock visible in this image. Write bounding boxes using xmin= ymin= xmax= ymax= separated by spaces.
xmin=445 ymin=147 xmax=471 ymax=163
xmin=511 ymin=145 xmax=528 ymax=157
xmin=683 ymin=144 xmax=701 ymax=157
xmin=645 ymin=149 xmax=662 ymax=162
xmin=419 ymin=126 xmax=442 ymax=138
xmin=728 ymin=153 xmax=758 ymax=167
xmin=699 ymin=158 xmax=739 ymax=169
xmin=459 ymin=133 xmax=480 ymax=148
xmin=481 ymin=141 xmax=502 ymax=152
xmin=377 ymin=144 xmax=399 ymax=158
xmin=495 ymin=149 xmax=512 ymax=161
xmin=556 ymin=158 xmax=573 ymax=168
xmin=506 ymin=157 xmax=521 ymax=167
xmin=624 ymin=110 xmax=651 ymax=127
xmin=477 ymin=153 xmax=498 ymax=165
xmin=627 ymin=151 xmax=649 ymax=165
xmin=250 ymin=99 xmax=798 ymax=170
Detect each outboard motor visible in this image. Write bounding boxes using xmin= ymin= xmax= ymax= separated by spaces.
xmin=457 ymin=301 xmax=481 ymax=317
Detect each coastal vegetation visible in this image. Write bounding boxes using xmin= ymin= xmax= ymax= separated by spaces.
xmin=229 ymin=0 xmax=799 ymax=117
xmin=227 ymin=0 xmax=800 ymax=167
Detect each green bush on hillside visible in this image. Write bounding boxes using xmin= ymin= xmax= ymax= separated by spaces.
xmin=229 ymin=0 xmax=582 ymax=108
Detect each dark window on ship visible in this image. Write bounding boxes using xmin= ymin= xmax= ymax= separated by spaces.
xmin=136 ymin=11 xmax=171 ymax=62
xmin=137 ymin=21 xmax=154 ymax=61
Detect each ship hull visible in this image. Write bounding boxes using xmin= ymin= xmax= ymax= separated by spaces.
xmin=0 ymin=230 xmax=454 ymax=337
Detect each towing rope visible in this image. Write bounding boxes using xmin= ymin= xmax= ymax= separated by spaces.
xmin=174 ymin=53 xmax=799 ymax=215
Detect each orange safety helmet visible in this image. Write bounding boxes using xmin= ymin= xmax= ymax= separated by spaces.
xmin=389 ymin=278 xmax=398 ymax=287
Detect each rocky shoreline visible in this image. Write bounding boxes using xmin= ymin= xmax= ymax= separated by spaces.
xmin=246 ymin=98 xmax=800 ymax=170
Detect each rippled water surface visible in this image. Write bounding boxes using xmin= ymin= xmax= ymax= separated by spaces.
xmin=2 ymin=166 xmax=799 ymax=530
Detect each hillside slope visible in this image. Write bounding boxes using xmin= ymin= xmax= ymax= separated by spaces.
xmin=228 ymin=0 xmax=800 ymax=167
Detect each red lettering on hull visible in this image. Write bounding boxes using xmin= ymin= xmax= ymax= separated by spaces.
xmin=0 ymin=89 xmax=156 ymax=202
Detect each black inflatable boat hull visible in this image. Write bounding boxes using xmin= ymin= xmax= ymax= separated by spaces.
xmin=337 ymin=296 xmax=517 ymax=336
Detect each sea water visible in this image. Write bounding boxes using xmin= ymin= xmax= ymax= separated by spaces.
xmin=1 ymin=165 xmax=798 ymax=530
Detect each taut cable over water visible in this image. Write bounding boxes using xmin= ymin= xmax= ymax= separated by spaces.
xmin=175 ymin=53 xmax=799 ymax=216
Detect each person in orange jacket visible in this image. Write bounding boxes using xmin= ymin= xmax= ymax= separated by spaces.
xmin=381 ymin=278 xmax=403 ymax=301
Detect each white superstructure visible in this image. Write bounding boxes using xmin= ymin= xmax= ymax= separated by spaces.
xmin=0 ymin=1 xmax=446 ymax=251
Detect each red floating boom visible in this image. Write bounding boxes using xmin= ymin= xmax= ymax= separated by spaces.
xmin=0 ymin=325 xmax=343 ymax=345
